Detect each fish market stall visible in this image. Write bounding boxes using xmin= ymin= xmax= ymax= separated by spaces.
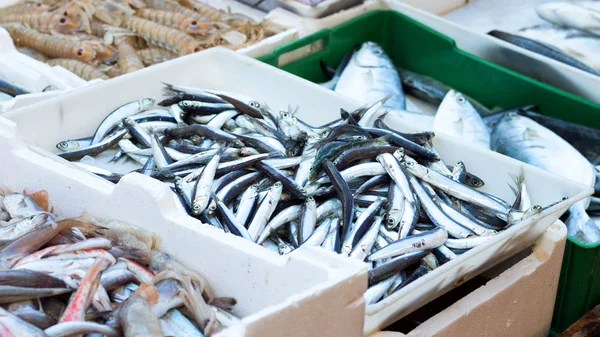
xmin=4 ymin=47 xmax=590 ymax=335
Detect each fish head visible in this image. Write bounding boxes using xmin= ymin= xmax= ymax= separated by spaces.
xmin=277 ymin=110 xmax=296 ymax=129
xmin=56 ymin=140 xmax=80 ymax=151
xmin=401 ymin=156 xmax=428 ymax=176
xmin=355 ymin=42 xmax=390 ymax=68
xmin=438 ymin=90 xmax=478 ymax=121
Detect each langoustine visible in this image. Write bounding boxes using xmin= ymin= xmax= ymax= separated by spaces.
xmin=124 ymin=16 xmax=202 ymax=56
xmin=0 ymin=11 xmax=81 ymax=34
xmin=2 ymin=24 xmax=97 ymax=64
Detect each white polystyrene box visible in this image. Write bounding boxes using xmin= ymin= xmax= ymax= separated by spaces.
xmin=4 ymin=47 xmax=592 ymax=335
xmin=0 ymin=115 xmax=367 ymax=337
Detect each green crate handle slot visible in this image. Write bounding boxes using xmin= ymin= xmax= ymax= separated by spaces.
xmin=270 ymin=29 xmax=332 ymax=65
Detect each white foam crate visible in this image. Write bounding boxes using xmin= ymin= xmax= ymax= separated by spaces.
xmin=268 ymin=0 xmax=600 ymax=104
xmin=266 ymin=0 xmax=466 ymax=38
xmin=4 ymin=47 xmax=592 ymax=334
xmin=439 ymin=0 xmax=600 ymax=105
xmin=0 ymin=26 xmax=93 ymax=113
xmin=275 ymin=0 xmax=365 ymax=19
xmin=0 ymin=115 xmax=367 ymax=337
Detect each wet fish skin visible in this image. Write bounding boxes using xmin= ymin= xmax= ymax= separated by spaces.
xmin=434 ymin=90 xmax=490 ymax=149
xmin=335 ymin=41 xmax=406 ymax=110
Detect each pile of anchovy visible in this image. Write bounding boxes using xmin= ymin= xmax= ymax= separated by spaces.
xmin=0 ymin=189 xmax=237 ymax=336
xmin=54 ymin=83 xmax=564 ymax=305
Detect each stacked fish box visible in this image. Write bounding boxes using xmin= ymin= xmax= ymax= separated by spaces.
xmin=0 ymin=26 xmax=93 ymax=113
xmin=3 ymin=47 xmax=590 ymax=335
xmin=0 ymin=103 xmax=367 ymax=336
xmin=259 ymin=8 xmax=600 ymax=333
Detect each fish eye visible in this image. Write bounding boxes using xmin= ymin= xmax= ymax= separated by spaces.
xmin=281 ymin=112 xmax=289 ymax=118
xmin=457 ymin=96 xmax=466 ymax=104
xmin=249 ymin=101 xmax=260 ymax=108
xmin=374 ymin=49 xmax=382 ymax=55
xmin=59 ymin=17 xmax=66 ymax=24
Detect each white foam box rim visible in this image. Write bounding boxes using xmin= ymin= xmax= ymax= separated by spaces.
xmin=269 ymin=0 xmax=600 ymax=104
xmin=4 ymin=47 xmax=593 ymax=334
xmin=371 ymin=220 xmax=567 ymax=337
xmin=0 ymin=115 xmax=367 ymax=337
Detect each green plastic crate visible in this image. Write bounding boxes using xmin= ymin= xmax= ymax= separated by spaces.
xmin=258 ymin=10 xmax=600 ymax=334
